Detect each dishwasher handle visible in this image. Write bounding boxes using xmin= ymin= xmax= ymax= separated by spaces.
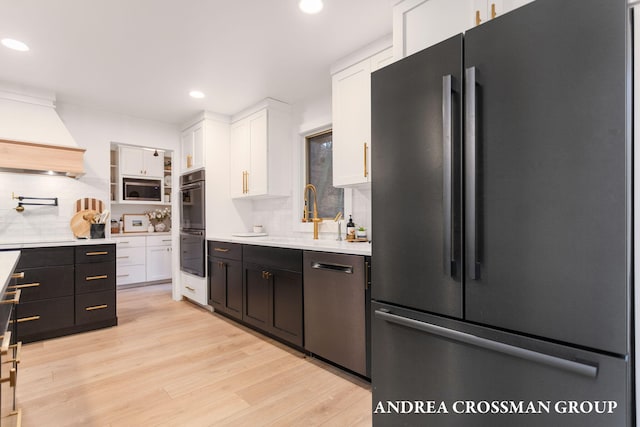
xmin=311 ymin=262 xmax=353 ymax=274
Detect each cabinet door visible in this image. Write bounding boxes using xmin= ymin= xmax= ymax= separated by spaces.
xmin=181 ymin=129 xmax=194 ymax=171
xmin=247 ymin=110 xmax=268 ymax=196
xmin=209 ymin=257 xmax=242 ymax=319
xmin=332 ymin=59 xmax=371 ymax=187
xmin=243 ymin=264 xmax=270 ymax=329
xmin=393 ymin=0 xmax=474 ymax=58
xmin=119 ymin=146 xmax=145 ymax=176
xmin=230 ymin=119 xmax=251 ymax=198
xmin=143 ymin=149 xmax=164 ymax=178
xmin=192 ymin=124 xmax=205 ymax=170
xmin=270 ymin=269 xmax=303 ymax=347
xmin=146 ymin=246 xmax=171 ymax=281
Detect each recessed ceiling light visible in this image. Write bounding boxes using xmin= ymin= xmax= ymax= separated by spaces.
xmin=189 ymin=90 xmax=205 ymax=99
xmin=1 ymin=38 xmax=29 ymax=52
xmin=299 ymin=0 xmax=323 ymax=14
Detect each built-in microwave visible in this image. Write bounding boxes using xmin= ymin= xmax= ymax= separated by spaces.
xmin=122 ymin=178 xmax=162 ymax=201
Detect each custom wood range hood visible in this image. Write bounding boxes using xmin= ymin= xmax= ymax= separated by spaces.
xmin=0 ymin=83 xmax=85 ymax=178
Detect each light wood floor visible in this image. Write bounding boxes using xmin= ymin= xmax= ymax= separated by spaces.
xmin=16 ymin=284 xmax=372 ymax=426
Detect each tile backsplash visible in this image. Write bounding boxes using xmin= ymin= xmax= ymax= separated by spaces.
xmin=0 ymin=173 xmax=109 ymax=243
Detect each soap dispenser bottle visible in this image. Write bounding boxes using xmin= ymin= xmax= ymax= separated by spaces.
xmin=346 ymin=215 xmax=356 ymax=240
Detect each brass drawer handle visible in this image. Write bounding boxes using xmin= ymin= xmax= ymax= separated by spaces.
xmin=10 ymin=272 xmax=24 ymax=279
xmin=86 ymin=304 xmax=108 ymax=311
xmin=0 ymin=368 xmax=17 ymax=387
xmin=1 ymin=289 xmax=21 ymax=304
xmin=86 ymin=251 xmax=109 ymax=256
xmin=185 ymin=286 xmax=195 ymax=291
xmin=10 ymin=316 xmax=40 ymax=324
xmin=8 ymin=282 xmax=40 ymax=290
xmin=86 ymin=275 xmax=108 ymax=281
xmin=363 ymin=142 xmax=368 ymax=178
xmin=214 ymin=248 xmax=229 ymax=252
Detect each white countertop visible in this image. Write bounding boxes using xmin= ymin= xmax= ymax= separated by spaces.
xmin=0 ymin=239 xmax=116 ymax=251
xmin=209 ymin=234 xmax=372 ymax=256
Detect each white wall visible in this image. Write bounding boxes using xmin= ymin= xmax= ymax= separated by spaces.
xmin=0 ymin=102 xmax=179 ymax=243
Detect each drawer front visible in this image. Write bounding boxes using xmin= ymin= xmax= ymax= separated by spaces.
xmin=13 ymin=265 xmax=74 ymax=302
xmin=243 ymin=245 xmax=302 ymax=273
xmin=16 ymin=247 xmax=74 ymax=269
xmin=75 ymin=244 xmax=116 ymax=264
xmin=146 ymin=235 xmax=172 ymax=247
xmin=75 ymin=262 xmax=116 ymax=294
xmin=116 ymin=265 xmax=146 ymax=285
xmin=181 ymin=272 xmax=207 ymax=306
xmin=76 ymin=291 xmax=116 ymax=325
xmin=16 ymin=296 xmax=74 ymax=337
xmin=207 ymin=241 xmax=242 ymax=261
xmin=113 ymin=236 xmax=146 ymax=249
xmin=116 ymin=247 xmax=145 ymax=266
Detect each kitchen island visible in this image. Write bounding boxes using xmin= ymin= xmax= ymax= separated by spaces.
xmin=207 ymin=234 xmax=371 ymax=256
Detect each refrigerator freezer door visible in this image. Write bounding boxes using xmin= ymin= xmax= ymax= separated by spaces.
xmin=372 ymin=302 xmax=629 ymax=427
xmin=371 ymin=34 xmax=464 ymax=318
xmin=463 ymin=0 xmax=629 ymax=355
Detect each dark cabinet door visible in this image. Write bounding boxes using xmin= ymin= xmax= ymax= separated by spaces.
xmin=209 ymin=257 xmax=242 ymax=320
xmin=371 ymin=34 xmax=464 ymax=318
xmin=270 ymin=269 xmax=303 ymax=347
xmin=243 ymin=264 xmax=270 ymax=330
xmin=463 ymin=0 xmax=628 ymax=355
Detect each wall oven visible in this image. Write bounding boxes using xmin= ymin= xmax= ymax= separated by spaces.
xmin=122 ymin=178 xmax=162 ymax=202
xmin=180 ymin=170 xmax=205 ymax=277
xmin=180 ymin=170 xmax=205 ymax=230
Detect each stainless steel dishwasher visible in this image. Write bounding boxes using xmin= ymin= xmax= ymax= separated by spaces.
xmin=303 ymin=251 xmax=368 ymax=377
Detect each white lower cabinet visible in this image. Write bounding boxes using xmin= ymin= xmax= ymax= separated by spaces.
xmin=146 ymin=235 xmax=173 ymax=282
xmin=114 ymin=234 xmax=173 ymax=285
xmin=180 ymin=271 xmax=207 ymax=306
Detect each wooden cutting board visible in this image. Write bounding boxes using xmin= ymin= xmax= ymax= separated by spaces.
xmin=74 ymin=198 xmax=104 ymax=213
xmin=70 ymin=209 xmax=99 ymax=238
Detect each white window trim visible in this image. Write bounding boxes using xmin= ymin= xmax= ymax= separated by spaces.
xmin=292 ymin=122 xmax=352 ymax=235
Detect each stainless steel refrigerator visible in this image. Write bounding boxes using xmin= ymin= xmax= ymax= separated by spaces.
xmin=370 ymin=0 xmax=632 ymax=425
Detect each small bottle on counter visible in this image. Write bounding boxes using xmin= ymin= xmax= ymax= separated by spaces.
xmin=346 ymin=215 xmax=356 ymax=240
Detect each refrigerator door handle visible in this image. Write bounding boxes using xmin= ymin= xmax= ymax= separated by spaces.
xmin=465 ymin=66 xmax=480 ymax=279
xmin=442 ymin=75 xmax=454 ymax=276
xmin=375 ymin=309 xmax=598 ymax=378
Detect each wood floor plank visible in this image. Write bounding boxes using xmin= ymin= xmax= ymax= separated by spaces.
xmin=15 ymin=283 xmax=372 ymax=426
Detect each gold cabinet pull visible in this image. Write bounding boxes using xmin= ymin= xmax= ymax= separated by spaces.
xmin=0 ymin=368 xmax=17 ymax=387
xmin=10 ymin=272 xmax=24 ymax=280
xmin=363 ymin=143 xmax=368 ymax=178
xmin=117 ymin=255 xmax=129 ymax=259
xmin=8 ymin=282 xmax=40 ymax=290
xmin=214 ymin=248 xmax=229 ymax=253
xmin=185 ymin=286 xmax=195 ymax=291
xmin=245 ymin=171 xmax=249 ymax=193
xmin=261 ymin=271 xmax=272 ymax=280
xmin=491 ymin=2 xmax=496 ymax=18
xmin=86 ymin=304 xmax=108 ymax=311
xmin=1 ymin=290 xmax=21 ymax=305
xmin=86 ymin=275 xmax=108 ymax=281
xmin=117 ymin=274 xmax=130 ymax=278
xmin=86 ymin=251 xmax=109 ymax=256
xmin=10 ymin=316 xmax=40 ymax=324
xmin=475 ymin=10 xmax=482 ymax=25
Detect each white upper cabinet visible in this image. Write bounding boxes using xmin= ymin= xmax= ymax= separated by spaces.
xmin=394 ymin=0 xmax=534 ymax=58
xmin=332 ymin=46 xmax=392 ymax=188
xmin=119 ymin=145 xmax=164 ymax=178
xmin=229 ymin=99 xmax=291 ymax=199
xmin=180 ymin=121 xmax=205 ymax=173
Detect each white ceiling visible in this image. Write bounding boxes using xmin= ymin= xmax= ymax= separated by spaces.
xmin=0 ymin=0 xmax=394 ymax=125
